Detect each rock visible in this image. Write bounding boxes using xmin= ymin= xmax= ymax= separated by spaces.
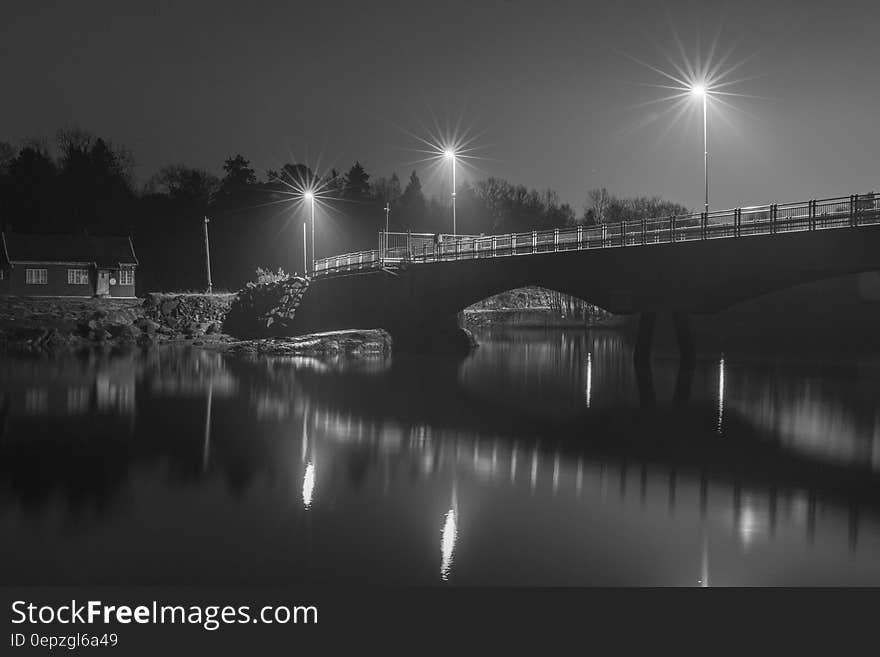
xmin=225 ymin=276 xmax=310 ymax=338
xmin=115 ymin=324 xmax=142 ymax=341
xmin=43 ymin=329 xmax=69 ymax=349
xmin=160 ymin=299 xmax=179 ymax=316
xmin=105 ymin=309 xmax=134 ymax=325
xmin=134 ymin=317 xmax=159 ymax=335
xmin=137 ymin=332 xmax=156 ymax=347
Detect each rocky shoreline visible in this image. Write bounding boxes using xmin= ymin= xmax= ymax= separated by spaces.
xmin=0 ymin=294 xmax=391 ymax=358
xmin=223 ymin=329 xmax=392 ymax=357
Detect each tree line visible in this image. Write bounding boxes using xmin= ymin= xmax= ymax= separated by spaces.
xmin=0 ymin=128 xmax=691 ymax=292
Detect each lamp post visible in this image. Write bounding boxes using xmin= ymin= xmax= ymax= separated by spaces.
xmin=444 ymin=149 xmax=457 ymax=235
xmin=302 ymin=222 xmax=307 ymax=275
xmin=691 ymin=84 xmax=709 ymax=213
xmin=304 ymin=191 xmax=315 ymax=275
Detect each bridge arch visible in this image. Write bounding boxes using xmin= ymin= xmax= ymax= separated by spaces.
xmin=293 ymin=223 xmax=880 ymax=356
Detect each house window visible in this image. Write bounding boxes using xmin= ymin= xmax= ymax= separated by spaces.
xmin=25 ymin=268 xmax=48 ymax=285
xmin=118 ymin=268 xmax=135 ymax=286
xmin=68 ymin=268 xmax=90 ymax=285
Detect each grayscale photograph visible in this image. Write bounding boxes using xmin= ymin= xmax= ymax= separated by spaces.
xmin=1 ymin=0 xmax=878 ymax=650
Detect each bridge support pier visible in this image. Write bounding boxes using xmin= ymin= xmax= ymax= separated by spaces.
xmin=672 ymin=311 xmax=696 ymax=368
xmin=633 ymin=312 xmax=656 ymax=365
xmin=633 ymin=311 xmax=696 ymax=364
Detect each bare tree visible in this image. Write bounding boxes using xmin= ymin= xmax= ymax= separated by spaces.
xmin=585 ymin=187 xmax=611 ymax=224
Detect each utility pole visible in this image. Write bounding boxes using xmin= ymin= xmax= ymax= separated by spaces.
xmin=203 ymin=216 xmax=213 ymax=294
xmin=384 ymin=202 xmax=390 ymax=233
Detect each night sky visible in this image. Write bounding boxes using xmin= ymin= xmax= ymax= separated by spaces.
xmin=2 ymin=0 xmax=878 ymax=212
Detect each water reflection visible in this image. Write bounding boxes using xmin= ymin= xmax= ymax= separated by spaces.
xmin=717 ymin=357 xmax=725 ymax=435
xmin=441 ymin=485 xmax=458 ymax=582
xmin=2 ymin=330 xmax=880 ymax=585
xmin=302 ymin=462 xmax=315 ymax=509
xmin=585 ymin=352 xmax=592 ymax=409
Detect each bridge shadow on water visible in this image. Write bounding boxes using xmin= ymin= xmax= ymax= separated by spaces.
xmin=2 ymin=329 xmax=880 ymax=584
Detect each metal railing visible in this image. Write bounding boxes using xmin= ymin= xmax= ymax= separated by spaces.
xmin=313 ymin=192 xmax=880 ymax=277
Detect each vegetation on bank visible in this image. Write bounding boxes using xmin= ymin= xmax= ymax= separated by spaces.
xmin=0 ymin=128 xmax=692 ymax=294
xmin=466 ymin=287 xmax=615 ymax=325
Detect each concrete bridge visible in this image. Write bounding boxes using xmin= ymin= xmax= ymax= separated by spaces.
xmin=292 ymin=192 xmax=880 ymax=359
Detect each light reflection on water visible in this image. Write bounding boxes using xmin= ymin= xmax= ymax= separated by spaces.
xmin=1 ymin=329 xmax=880 ymax=586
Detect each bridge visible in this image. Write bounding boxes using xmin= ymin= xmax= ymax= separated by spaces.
xmin=293 ymin=192 xmax=880 ymax=358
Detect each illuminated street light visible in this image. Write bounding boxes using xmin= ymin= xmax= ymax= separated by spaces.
xmin=690 ymin=83 xmax=710 ymax=213
xmin=624 ymin=36 xmax=761 ymax=215
xmin=444 ymin=149 xmax=457 ymax=235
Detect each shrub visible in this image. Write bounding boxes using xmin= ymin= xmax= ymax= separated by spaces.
xmin=255 ymin=267 xmax=291 ymax=285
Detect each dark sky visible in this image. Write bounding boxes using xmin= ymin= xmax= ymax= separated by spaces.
xmin=2 ymin=0 xmax=878 ymax=212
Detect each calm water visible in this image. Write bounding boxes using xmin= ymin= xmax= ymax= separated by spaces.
xmin=2 ymin=328 xmax=880 ymax=586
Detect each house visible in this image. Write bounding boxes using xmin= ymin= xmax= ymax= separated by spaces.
xmin=0 ymin=232 xmax=138 ymax=298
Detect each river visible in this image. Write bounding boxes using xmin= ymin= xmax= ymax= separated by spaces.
xmin=2 ymin=327 xmax=880 ymax=586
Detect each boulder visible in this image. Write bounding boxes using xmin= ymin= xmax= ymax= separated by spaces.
xmin=160 ymin=299 xmax=180 ymax=316
xmin=134 ymin=317 xmax=160 ymax=335
xmin=113 ymin=324 xmax=142 ymax=341
xmin=105 ymin=309 xmax=135 ymax=325
xmin=224 ymin=276 xmax=310 ymax=338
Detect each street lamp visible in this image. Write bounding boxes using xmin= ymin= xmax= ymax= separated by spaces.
xmin=690 ymin=83 xmax=709 ymax=213
xmin=444 ymin=149 xmax=457 ymax=235
xmin=304 ymin=190 xmax=315 ymax=275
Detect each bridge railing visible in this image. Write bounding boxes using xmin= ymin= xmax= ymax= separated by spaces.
xmin=314 ymin=248 xmax=382 ymax=276
xmin=312 ymin=191 xmax=880 ymax=277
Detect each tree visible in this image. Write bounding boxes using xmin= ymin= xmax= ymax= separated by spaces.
xmin=399 ymin=170 xmax=426 ymax=230
xmin=371 ymin=172 xmax=402 ymax=205
xmin=0 ymin=141 xmax=16 ymax=176
xmin=344 ymin=161 xmax=370 ymax=200
xmin=6 ymin=143 xmax=59 ymax=233
xmin=217 ymin=154 xmax=257 ymax=199
xmin=268 ymin=163 xmax=317 ymax=195
xmin=583 ymin=187 xmax=611 ymax=225
xmin=147 ymin=165 xmax=219 ymax=209
xmin=579 ymin=188 xmax=690 ymax=225
xmin=324 ymin=168 xmax=344 ymax=196
xmin=56 ymin=128 xmax=135 ymax=232
xmin=0 ymin=141 xmax=17 ymax=232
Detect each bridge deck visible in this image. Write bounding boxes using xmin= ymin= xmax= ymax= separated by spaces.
xmin=314 ymin=192 xmax=880 ymax=277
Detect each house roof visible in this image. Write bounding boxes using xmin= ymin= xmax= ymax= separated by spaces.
xmin=0 ymin=233 xmax=138 ymax=267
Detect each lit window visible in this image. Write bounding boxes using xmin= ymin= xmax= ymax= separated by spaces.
xmin=67 ymin=268 xmax=89 ymax=285
xmin=25 ymin=269 xmax=47 ymax=285
xmin=118 ymin=269 xmax=135 ymax=286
